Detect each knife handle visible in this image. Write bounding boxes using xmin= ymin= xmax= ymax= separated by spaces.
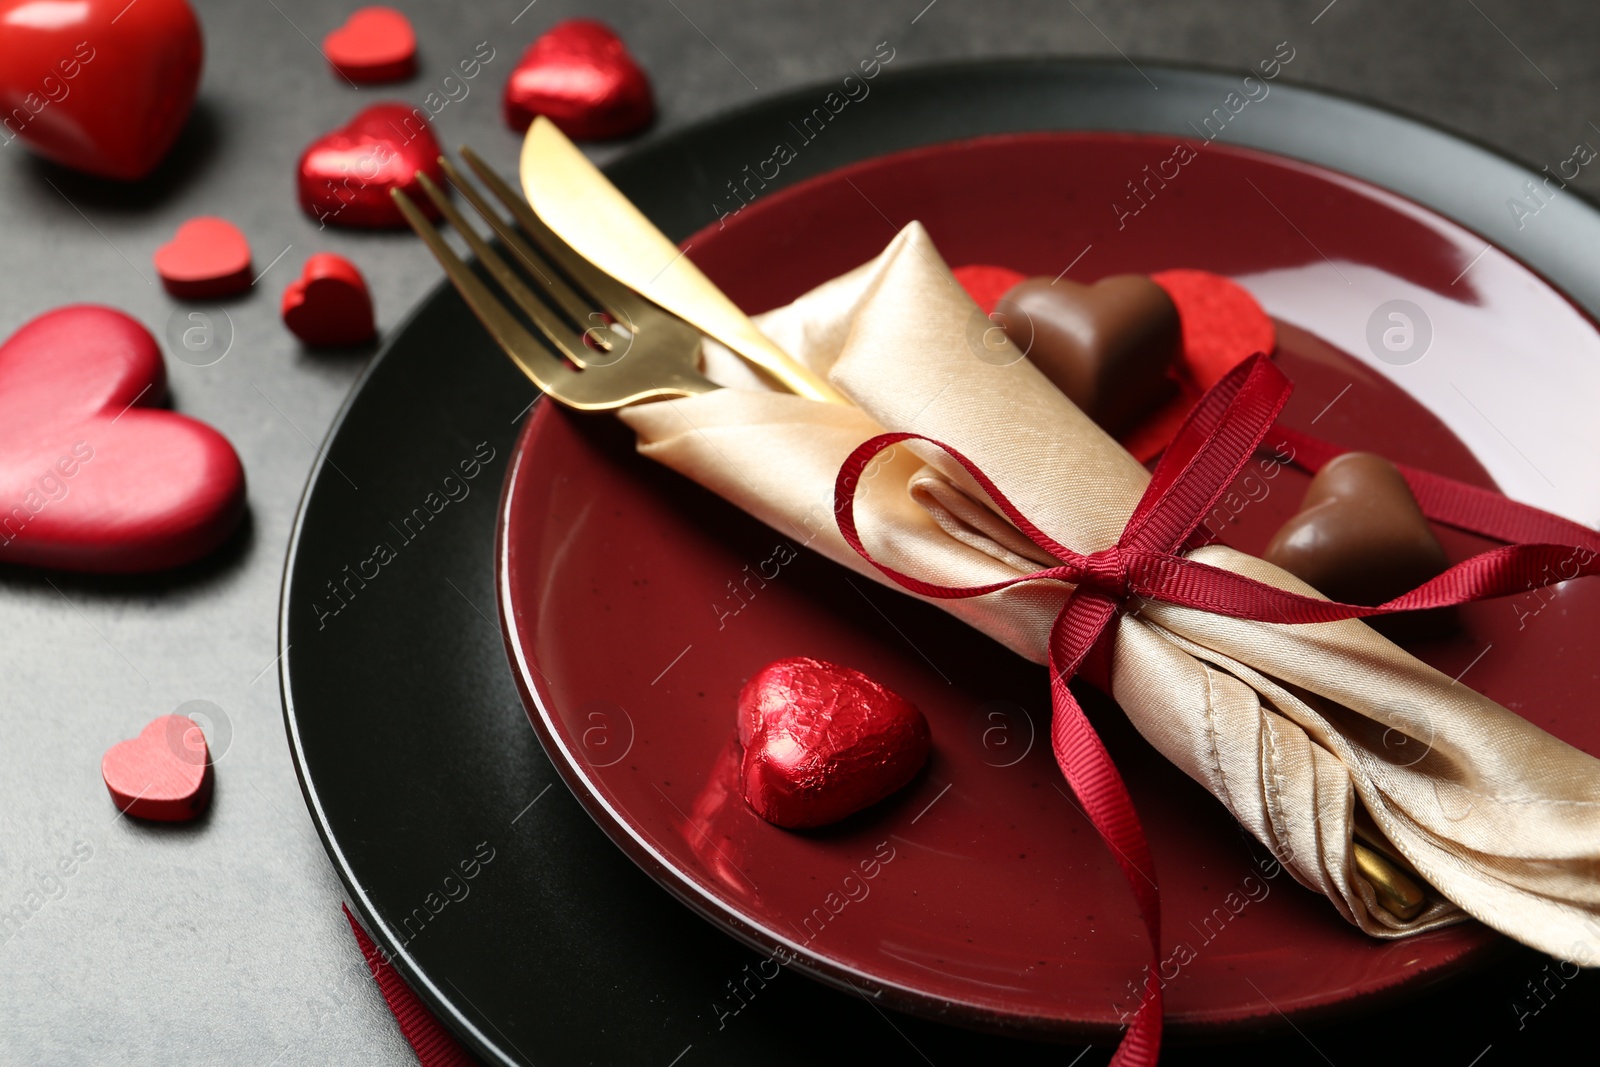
xmin=520 ymin=118 xmax=848 ymax=406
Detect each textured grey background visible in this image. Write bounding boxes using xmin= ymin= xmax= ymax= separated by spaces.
xmin=2 ymin=1 xmax=1599 ymax=1064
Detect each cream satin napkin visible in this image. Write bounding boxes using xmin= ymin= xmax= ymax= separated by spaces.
xmin=619 ymin=223 xmax=1600 ymax=962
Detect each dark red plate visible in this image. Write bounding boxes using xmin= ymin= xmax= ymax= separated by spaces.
xmin=498 ymin=132 xmax=1600 ymax=1039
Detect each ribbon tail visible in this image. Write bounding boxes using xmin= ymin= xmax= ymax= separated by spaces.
xmin=342 ymin=904 xmax=477 ymax=1067
xmin=1049 ymin=592 xmax=1163 ymax=1066
xmin=1124 ymin=354 xmax=1291 ymax=553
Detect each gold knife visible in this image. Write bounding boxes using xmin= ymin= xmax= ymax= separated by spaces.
xmin=518 ymin=117 xmax=848 ymax=405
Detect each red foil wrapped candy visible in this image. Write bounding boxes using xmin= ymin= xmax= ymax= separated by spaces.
xmin=737 ymin=656 xmax=931 ymax=829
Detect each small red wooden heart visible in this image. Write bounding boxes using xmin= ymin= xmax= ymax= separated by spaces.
xmin=0 ymin=305 xmax=245 ymax=572
xmin=153 ymin=217 xmax=253 ymax=299
xmin=282 ymin=253 xmax=376 ymax=348
xmin=323 ymin=6 xmax=416 ymax=84
xmin=1150 ymin=269 xmax=1276 ymax=388
xmin=297 ymin=103 xmax=445 ymax=229
xmin=737 ymin=656 xmax=931 ymax=829
xmin=0 ymin=0 xmax=202 ymax=180
xmin=502 ymin=19 xmax=654 ymax=140
xmin=102 ymin=714 xmax=212 ymax=821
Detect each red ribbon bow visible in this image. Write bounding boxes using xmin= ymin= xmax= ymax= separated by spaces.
xmin=834 ymin=354 xmax=1600 ymax=1066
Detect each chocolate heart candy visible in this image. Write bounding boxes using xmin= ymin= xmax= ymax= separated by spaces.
xmin=993 ymin=274 xmax=1180 ymax=436
xmin=1263 ymin=452 xmax=1448 ymax=605
xmin=737 ymin=656 xmax=930 ymax=829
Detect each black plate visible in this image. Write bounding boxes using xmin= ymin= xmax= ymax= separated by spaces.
xmin=281 ymin=60 xmax=1600 ymax=1066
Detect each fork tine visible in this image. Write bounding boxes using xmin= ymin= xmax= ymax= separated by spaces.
xmin=390 ymin=187 xmax=576 ymax=395
xmin=410 ymin=171 xmax=594 ymax=369
xmin=436 ymin=154 xmax=603 ymax=342
xmin=459 ymin=145 xmax=641 ymax=329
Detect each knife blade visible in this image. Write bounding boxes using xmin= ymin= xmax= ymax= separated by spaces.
xmin=517 ymin=117 xmax=848 ymax=405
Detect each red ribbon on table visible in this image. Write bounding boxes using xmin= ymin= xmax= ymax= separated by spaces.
xmin=833 ymin=354 xmax=1600 ymax=1067
xmin=343 ymin=904 xmax=478 ymax=1067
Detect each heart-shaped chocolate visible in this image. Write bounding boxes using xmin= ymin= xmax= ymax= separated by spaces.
xmin=993 ymin=275 xmax=1180 ymax=436
xmin=502 ymin=19 xmax=654 ymax=139
xmin=0 ymin=0 xmax=202 ymax=180
xmin=282 ymin=253 xmax=375 ymax=348
xmin=1263 ymin=452 xmax=1448 ymax=605
xmin=102 ymin=714 xmax=212 ymax=821
xmin=737 ymin=656 xmax=930 ymax=829
xmin=297 ymin=103 xmax=444 ymax=229
xmin=153 ymin=217 xmax=253 ymax=299
xmin=0 ymin=305 xmax=245 ymax=572
xmin=323 ymin=6 xmax=416 ymax=84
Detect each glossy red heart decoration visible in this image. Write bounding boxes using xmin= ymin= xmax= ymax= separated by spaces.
xmin=737 ymin=656 xmax=931 ymax=829
xmin=297 ymin=102 xmax=444 ymax=229
xmin=0 ymin=0 xmax=202 ymax=180
xmin=282 ymin=253 xmax=375 ymax=348
xmin=153 ymin=216 xmax=252 ymax=299
xmin=0 ymin=305 xmax=245 ymax=572
xmin=323 ymin=6 xmax=415 ymax=84
xmin=502 ymin=18 xmax=654 ymax=139
xmin=102 ymin=714 xmax=212 ymax=821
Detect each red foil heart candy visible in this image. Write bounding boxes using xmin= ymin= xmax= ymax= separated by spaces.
xmin=281 ymin=253 xmax=375 ymax=348
xmin=737 ymin=656 xmax=931 ymax=829
xmin=296 ymin=103 xmax=444 ymax=229
xmin=0 ymin=305 xmax=245 ymax=572
xmin=0 ymin=0 xmax=202 ymax=179
xmin=322 ymin=6 xmax=416 ymax=84
xmin=502 ymin=19 xmax=654 ymax=139
xmin=102 ymin=714 xmax=212 ymax=821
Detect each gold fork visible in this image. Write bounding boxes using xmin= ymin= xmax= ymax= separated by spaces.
xmin=391 ymin=148 xmax=719 ymax=411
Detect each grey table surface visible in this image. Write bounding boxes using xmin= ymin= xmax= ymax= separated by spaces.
xmin=3 ymin=1 xmax=1600 ymax=1064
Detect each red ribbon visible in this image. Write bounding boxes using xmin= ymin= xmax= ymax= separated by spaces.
xmin=833 ymin=354 xmax=1600 ymax=1066
xmin=343 ymin=904 xmax=477 ymax=1067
